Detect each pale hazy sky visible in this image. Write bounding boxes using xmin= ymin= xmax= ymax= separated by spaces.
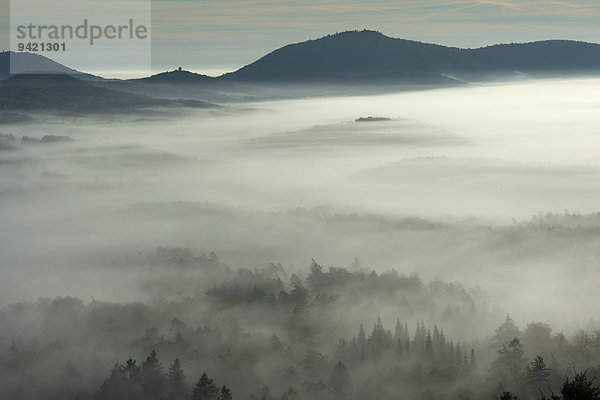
xmin=2 ymin=0 xmax=600 ymax=75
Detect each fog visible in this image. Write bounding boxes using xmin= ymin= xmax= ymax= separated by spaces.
xmin=2 ymin=77 xmax=600 ymax=400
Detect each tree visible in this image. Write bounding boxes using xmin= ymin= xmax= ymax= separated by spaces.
xmin=140 ymin=350 xmax=165 ymax=399
xmin=527 ymin=356 xmax=551 ymax=387
xmin=219 ymin=385 xmax=233 ymax=400
xmin=494 ymin=314 xmax=521 ymax=347
xmin=538 ymin=371 xmax=600 ymax=400
xmin=490 ymin=338 xmax=527 ymax=394
xmin=357 ymin=324 xmax=366 ymax=345
xmin=561 ymin=371 xmax=600 ymax=400
xmin=414 ymin=321 xmax=427 ymax=351
xmin=270 ymin=334 xmax=284 ymax=352
xmin=95 ymin=363 xmax=126 ymax=400
xmin=424 ymin=330 xmax=434 ymax=359
xmin=166 ymin=358 xmax=188 ymax=400
xmin=523 ymin=322 xmax=553 ymax=356
xmin=124 ymin=358 xmax=139 ymax=378
xmin=192 ymin=372 xmax=219 ymax=400
xmin=307 ymin=259 xmax=324 ymax=292
xmin=123 ymin=358 xmax=143 ymax=399
xmin=369 ymin=316 xmax=391 ymax=356
xmin=329 ymin=361 xmax=351 ymax=399
xmin=495 ymin=338 xmax=526 ymax=378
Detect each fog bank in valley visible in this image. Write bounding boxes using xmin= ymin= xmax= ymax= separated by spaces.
xmin=1 ymin=77 xmax=600 ymax=400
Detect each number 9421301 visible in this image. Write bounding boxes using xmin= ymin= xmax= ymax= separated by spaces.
xmin=17 ymin=42 xmax=66 ymax=52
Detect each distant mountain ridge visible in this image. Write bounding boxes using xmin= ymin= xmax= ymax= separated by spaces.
xmin=222 ymin=30 xmax=600 ymax=82
xmin=3 ymin=31 xmax=600 ymax=84
xmin=2 ymin=31 xmax=600 ymax=109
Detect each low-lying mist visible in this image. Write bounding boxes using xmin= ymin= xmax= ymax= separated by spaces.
xmin=1 ymin=77 xmax=600 ymax=400
xmin=2 ymin=78 xmax=600 ymax=322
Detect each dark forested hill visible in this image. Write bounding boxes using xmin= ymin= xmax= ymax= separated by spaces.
xmin=0 ymin=74 xmax=217 ymax=113
xmin=221 ymin=30 xmax=455 ymax=82
xmin=453 ymin=40 xmax=600 ymax=72
xmin=221 ymin=30 xmax=600 ymax=82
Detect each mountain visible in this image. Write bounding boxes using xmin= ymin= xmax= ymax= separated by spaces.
xmin=3 ymin=31 xmax=600 ymax=104
xmin=0 ymin=51 xmax=102 ymax=80
xmin=0 ymin=74 xmax=217 ymax=113
xmin=221 ymin=30 xmax=452 ymax=82
xmin=5 ymin=32 xmax=600 ymax=85
xmin=221 ymin=30 xmax=600 ymax=82
xmin=449 ymin=40 xmax=600 ymax=73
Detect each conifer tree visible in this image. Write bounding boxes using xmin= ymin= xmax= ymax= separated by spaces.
xmin=493 ymin=314 xmax=521 ymax=346
xmin=490 ymin=338 xmax=526 ymax=392
xmin=394 ymin=318 xmax=403 ymax=341
xmin=526 ymin=356 xmax=550 ymax=387
xmin=140 ymin=350 xmax=165 ymax=399
xmin=219 ymin=385 xmax=233 ymax=400
xmin=192 ymin=372 xmax=219 ymax=400
xmin=166 ymin=358 xmax=189 ymax=400
xmin=425 ymin=329 xmax=434 ymax=359
xmin=561 ymin=371 xmax=600 ymax=400
xmin=95 ymin=363 xmax=126 ymax=400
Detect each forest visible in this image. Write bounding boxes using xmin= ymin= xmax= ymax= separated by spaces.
xmin=1 ymin=253 xmax=599 ymax=400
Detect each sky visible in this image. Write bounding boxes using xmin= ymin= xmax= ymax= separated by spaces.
xmin=2 ymin=0 xmax=600 ymax=76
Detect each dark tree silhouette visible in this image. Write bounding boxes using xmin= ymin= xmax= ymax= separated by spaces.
xmin=561 ymin=371 xmax=600 ymax=400
xmin=527 ymin=356 xmax=551 ymax=386
xmin=219 ymin=385 xmax=233 ymax=400
xmin=192 ymin=372 xmax=219 ymax=400
xmin=538 ymin=370 xmax=600 ymax=400
xmin=140 ymin=350 xmax=166 ymax=399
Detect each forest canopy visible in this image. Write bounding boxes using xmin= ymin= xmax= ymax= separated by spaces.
xmin=1 ymin=252 xmax=599 ymax=400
